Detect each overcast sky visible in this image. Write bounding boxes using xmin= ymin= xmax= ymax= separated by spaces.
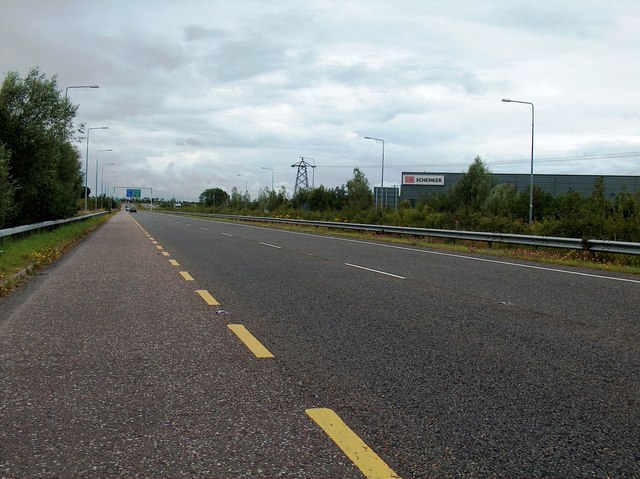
xmin=1 ymin=0 xmax=639 ymax=200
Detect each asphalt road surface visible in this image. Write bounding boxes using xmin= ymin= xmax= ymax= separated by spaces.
xmin=2 ymin=210 xmax=639 ymax=478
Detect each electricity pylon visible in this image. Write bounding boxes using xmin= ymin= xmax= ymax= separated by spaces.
xmin=291 ymin=157 xmax=315 ymax=194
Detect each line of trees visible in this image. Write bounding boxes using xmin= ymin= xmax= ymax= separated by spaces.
xmin=0 ymin=68 xmax=84 ymax=228
xmin=192 ymin=157 xmax=639 ymax=242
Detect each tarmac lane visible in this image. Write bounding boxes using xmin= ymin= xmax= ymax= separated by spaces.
xmin=131 ymin=211 xmax=640 ymax=478
xmin=0 ymin=212 xmax=371 ymax=478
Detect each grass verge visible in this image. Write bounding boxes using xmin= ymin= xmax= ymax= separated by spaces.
xmin=0 ymin=214 xmax=112 ymax=296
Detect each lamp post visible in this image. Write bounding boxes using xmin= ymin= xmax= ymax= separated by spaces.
xmin=85 ymin=127 xmax=108 ymax=211
xmin=364 ymin=136 xmax=385 ymax=209
xmin=95 ymin=149 xmax=112 ymax=210
xmin=502 ymin=98 xmax=534 ymax=225
xmin=237 ymin=174 xmax=248 ymax=209
xmin=65 ymin=85 xmax=99 ymax=99
xmin=106 ymin=170 xmax=117 ymax=211
xmin=101 ymin=162 xmax=115 ymax=209
xmin=261 ymin=167 xmax=274 ymax=191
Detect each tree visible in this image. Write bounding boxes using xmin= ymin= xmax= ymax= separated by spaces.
xmin=609 ymin=190 xmax=640 ymax=241
xmin=0 ymin=68 xmax=83 ymax=225
xmin=451 ymin=156 xmax=494 ymax=211
xmin=0 ymin=144 xmax=17 ymax=227
xmin=40 ymin=141 xmax=83 ymax=219
xmin=261 ymin=185 xmax=289 ymax=211
xmin=483 ymin=183 xmax=520 ymax=217
xmin=587 ymin=176 xmax=610 ymax=220
xmin=199 ymin=187 xmax=229 ymax=207
xmin=229 ymin=187 xmax=245 ymax=209
xmin=291 ymin=185 xmax=346 ymax=212
xmin=346 ymin=168 xmax=373 ymax=210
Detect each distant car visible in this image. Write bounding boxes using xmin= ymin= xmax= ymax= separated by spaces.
xmin=125 ymin=204 xmax=131 ymax=211
xmin=129 ymin=205 xmax=137 ymax=212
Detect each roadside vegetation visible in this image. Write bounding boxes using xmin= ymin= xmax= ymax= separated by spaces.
xmin=0 ymin=214 xmax=110 ymax=296
xmin=0 ymin=68 xmax=117 ymax=295
xmin=0 ymin=68 xmax=87 ymax=229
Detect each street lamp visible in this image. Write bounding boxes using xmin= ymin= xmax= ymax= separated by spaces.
xmin=101 ymin=162 xmax=115 ymax=209
xmin=95 ymin=149 xmax=112 ymax=210
xmin=85 ymin=126 xmax=108 ymax=211
xmin=364 ymin=136 xmax=385 ymax=209
xmin=65 ymin=85 xmax=99 ymax=99
xmin=105 ymin=170 xmax=117 ymax=211
xmin=237 ymin=174 xmax=248 ymax=209
xmin=261 ymin=167 xmax=274 ymax=191
xmin=502 ymin=98 xmax=535 ymax=224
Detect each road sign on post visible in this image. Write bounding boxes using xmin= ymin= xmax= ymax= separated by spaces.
xmin=126 ymin=188 xmax=141 ymax=199
xmin=116 ymin=186 xmax=152 ymax=208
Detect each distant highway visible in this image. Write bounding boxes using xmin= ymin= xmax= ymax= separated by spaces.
xmin=133 ymin=211 xmax=639 ymax=478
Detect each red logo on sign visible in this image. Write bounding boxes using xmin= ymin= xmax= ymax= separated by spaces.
xmin=405 ymin=175 xmax=415 ymax=184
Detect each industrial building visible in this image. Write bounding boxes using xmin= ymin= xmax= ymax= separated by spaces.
xmin=397 ymin=172 xmax=640 ymax=206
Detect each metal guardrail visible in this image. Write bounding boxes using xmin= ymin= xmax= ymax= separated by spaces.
xmin=0 ymin=211 xmax=108 ymax=241
xmin=587 ymin=239 xmax=640 ymax=255
xmin=163 ymin=211 xmax=640 ymax=256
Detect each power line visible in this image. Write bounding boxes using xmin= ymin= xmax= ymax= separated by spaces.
xmin=485 ymin=152 xmax=640 ymax=166
xmin=312 ymin=151 xmax=640 ymax=169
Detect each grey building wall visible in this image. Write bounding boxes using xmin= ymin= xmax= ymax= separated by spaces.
xmin=373 ymin=186 xmax=400 ymax=208
xmin=399 ymin=172 xmax=640 ymax=206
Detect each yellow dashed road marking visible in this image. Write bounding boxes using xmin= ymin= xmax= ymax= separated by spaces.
xmin=196 ymin=289 xmax=220 ymax=306
xmin=179 ymin=271 xmax=194 ymax=281
xmin=306 ymin=408 xmax=400 ymax=479
xmin=227 ymin=324 xmax=274 ymax=358
xmin=156 ymin=245 xmax=163 ymax=250
xmin=169 ymin=259 xmax=180 ymax=266
xmin=161 ymin=252 xmax=170 ymax=257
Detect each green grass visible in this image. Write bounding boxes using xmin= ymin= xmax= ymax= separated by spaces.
xmin=0 ymin=214 xmax=111 ymax=296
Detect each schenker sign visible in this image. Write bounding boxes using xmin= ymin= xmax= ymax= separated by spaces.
xmin=402 ymin=174 xmax=445 ymax=185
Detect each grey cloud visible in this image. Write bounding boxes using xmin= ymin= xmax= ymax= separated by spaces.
xmin=329 ymin=62 xmax=376 ymax=86
xmin=485 ymin=2 xmax=616 ymax=37
xmin=184 ymin=25 xmax=227 ymax=42
xmin=98 ymin=31 xmax=187 ymax=74
xmin=176 ymin=137 xmax=205 ymax=147
xmin=327 ymin=59 xmax=490 ymax=97
xmin=201 ymin=35 xmax=288 ymax=82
